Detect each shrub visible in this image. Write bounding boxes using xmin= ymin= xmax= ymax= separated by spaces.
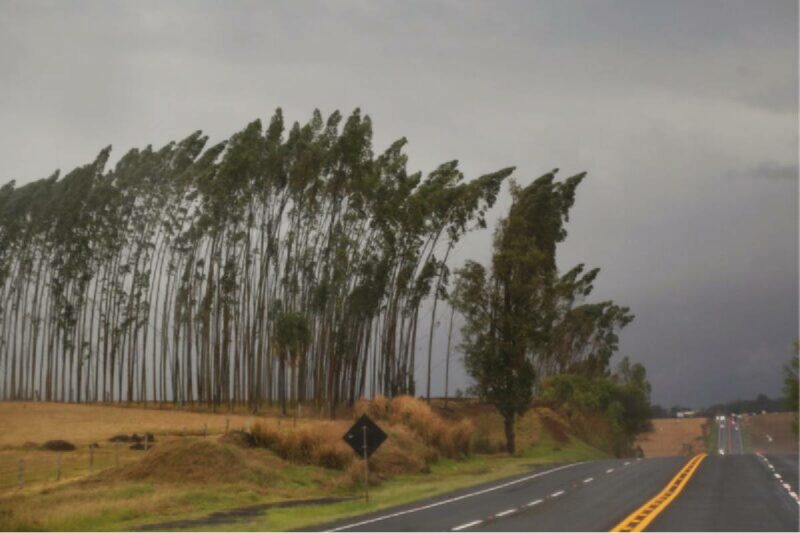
xmin=41 ymin=440 xmax=75 ymax=451
xmin=312 ymin=441 xmax=354 ymax=470
xmin=354 ymin=394 xmax=391 ymax=421
xmin=387 ymin=396 xmax=473 ymax=458
xmin=251 ymin=422 xmax=282 ymax=450
xmin=251 ymin=421 xmax=353 ymax=470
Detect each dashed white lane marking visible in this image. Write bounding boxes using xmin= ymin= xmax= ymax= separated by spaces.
xmin=527 ymin=499 xmax=543 ymax=507
xmin=624 ymin=461 xmax=631 ymax=466
xmin=326 ymin=462 xmax=583 ymax=532
xmin=583 ymin=477 xmax=594 ymax=484
xmin=756 ymin=454 xmax=800 ymax=506
xmin=550 ymin=490 xmax=565 ymax=498
xmin=606 ymin=468 xmax=614 ymax=474
xmin=495 ymin=509 xmax=515 ymax=517
xmin=452 ymin=520 xmax=483 ymax=531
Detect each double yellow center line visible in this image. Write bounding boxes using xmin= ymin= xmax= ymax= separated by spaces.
xmin=611 ymin=453 xmax=707 ymax=532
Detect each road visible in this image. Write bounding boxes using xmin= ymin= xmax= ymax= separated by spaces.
xmin=318 ymin=453 xmax=799 ymax=532
xmin=716 ymin=416 xmax=744 ymax=455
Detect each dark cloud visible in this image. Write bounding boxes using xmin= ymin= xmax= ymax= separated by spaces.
xmin=0 ymin=0 xmax=796 ymax=407
xmin=751 ymin=163 xmax=799 ymax=181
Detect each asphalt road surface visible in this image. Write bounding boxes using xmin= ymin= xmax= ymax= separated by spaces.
xmin=318 ymin=453 xmax=799 ymax=532
xmin=716 ymin=416 xmax=744 ymax=455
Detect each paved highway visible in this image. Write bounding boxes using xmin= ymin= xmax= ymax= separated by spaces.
xmin=716 ymin=416 xmax=744 ymax=455
xmin=318 ymin=452 xmax=799 ymax=531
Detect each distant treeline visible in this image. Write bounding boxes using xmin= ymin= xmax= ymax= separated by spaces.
xmin=651 ymin=393 xmax=787 ymax=418
xmin=0 ymin=109 xmax=513 ymax=413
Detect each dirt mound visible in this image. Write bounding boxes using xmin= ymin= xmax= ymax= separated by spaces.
xmin=41 ymin=440 xmax=76 ymax=451
xmin=108 ymin=440 xmax=253 ymax=483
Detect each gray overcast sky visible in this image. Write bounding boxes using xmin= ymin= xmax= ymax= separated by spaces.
xmin=1 ymin=0 xmax=797 ymax=407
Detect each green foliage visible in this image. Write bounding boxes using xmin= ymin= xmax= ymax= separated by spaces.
xmin=540 ymin=357 xmax=653 ymax=456
xmin=0 ymin=108 xmax=512 ymax=410
xmin=453 ymin=170 xmax=634 ymax=453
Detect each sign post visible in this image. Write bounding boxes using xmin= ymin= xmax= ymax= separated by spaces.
xmin=362 ymin=425 xmax=369 ymax=503
xmin=343 ymin=414 xmax=387 ymax=505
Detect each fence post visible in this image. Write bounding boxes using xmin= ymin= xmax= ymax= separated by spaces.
xmin=18 ymin=459 xmax=24 ymax=489
xmin=89 ymin=446 xmax=94 ymax=473
xmin=56 ymin=453 xmax=62 ymax=481
xmin=225 ymin=418 xmax=230 ymax=434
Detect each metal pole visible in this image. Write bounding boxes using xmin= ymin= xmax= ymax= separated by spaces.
xmin=362 ymin=425 xmax=369 ymax=503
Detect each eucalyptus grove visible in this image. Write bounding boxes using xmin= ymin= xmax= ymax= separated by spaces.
xmin=0 ymin=109 xmax=512 ymax=413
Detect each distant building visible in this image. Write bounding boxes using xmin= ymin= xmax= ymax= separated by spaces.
xmin=676 ymin=409 xmax=697 ymax=418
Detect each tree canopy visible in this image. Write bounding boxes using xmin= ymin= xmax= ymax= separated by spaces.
xmin=452 ymin=170 xmax=635 ymax=453
xmin=0 ymin=109 xmax=513 ymax=414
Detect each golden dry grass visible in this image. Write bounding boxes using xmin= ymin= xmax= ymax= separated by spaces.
xmin=635 ymin=417 xmax=707 ymax=457
xmin=0 ymin=398 xmax=608 ymax=531
xmin=0 ymin=402 xmax=261 ymax=448
xmin=743 ymin=412 xmax=799 ymax=454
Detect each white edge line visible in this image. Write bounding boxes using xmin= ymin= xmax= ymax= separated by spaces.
xmin=452 ymin=519 xmax=483 ymax=531
xmin=527 ymin=499 xmax=543 ymax=507
xmin=325 ymin=462 xmax=584 ymax=531
xmin=495 ymin=509 xmax=515 ymax=517
xmin=550 ymin=490 xmax=565 ymax=498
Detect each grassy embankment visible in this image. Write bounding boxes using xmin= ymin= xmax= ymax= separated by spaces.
xmin=0 ymin=399 xmax=606 ymax=531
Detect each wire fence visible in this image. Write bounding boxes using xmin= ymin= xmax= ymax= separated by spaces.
xmin=0 ymin=427 xmax=225 ymax=492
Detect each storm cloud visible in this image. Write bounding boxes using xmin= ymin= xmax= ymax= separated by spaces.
xmin=1 ymin=0 xmax=796 ymax=407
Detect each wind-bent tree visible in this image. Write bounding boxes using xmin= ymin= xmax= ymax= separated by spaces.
xmin=0 ymin=108 xmax=513 ymax=414
xmin=452 ymin=170 xmax=633 ymax=453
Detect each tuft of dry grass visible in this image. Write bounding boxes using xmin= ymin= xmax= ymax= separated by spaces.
xmin=356 ymin=396 xmax=475 ymax=459
xmin=251 ymin=421 xmax=354 ymax=470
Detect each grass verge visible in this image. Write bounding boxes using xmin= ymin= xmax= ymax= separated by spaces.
xmin=195 ymin=433 xmax=605 ymax=532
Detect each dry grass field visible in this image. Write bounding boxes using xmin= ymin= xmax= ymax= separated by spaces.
xmin=0 ymin=398 xmax=606 ymax=531
xmin=634 ymin=417 xmax=708 ymax=457
xmin=0 ymin=402 xmax=265 ymax=448
xmin=743 ymin=412 xmax=799 ymax=454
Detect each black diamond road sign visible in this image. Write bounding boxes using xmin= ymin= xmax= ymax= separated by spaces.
xmin=343 ymin=414 xmax=387 ymax=459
